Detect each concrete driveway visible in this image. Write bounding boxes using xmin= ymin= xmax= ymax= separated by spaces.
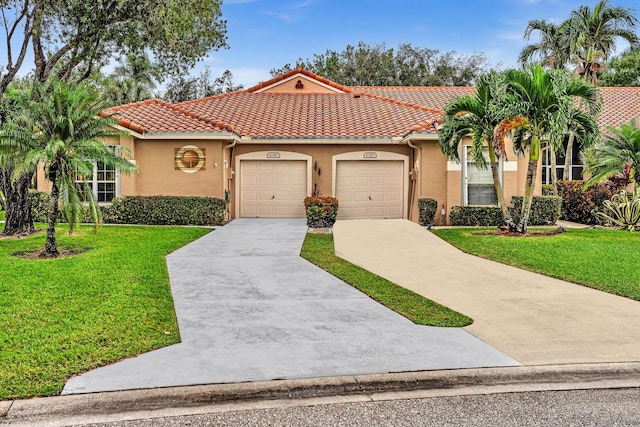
xmin=333 ymin=220 xmax=640 ymax=365
xmin=62 ymin=219 xmax=516 ymax=395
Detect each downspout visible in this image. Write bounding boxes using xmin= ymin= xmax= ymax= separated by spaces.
xmin=223 ymin=139 xmax=238 ymax=221
xmin=407 ymin=139 xmax=421 ymax=222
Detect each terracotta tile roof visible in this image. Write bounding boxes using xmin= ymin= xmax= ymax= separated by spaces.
xmin=102 ymin=99 xmax=234 ymax=134
xmin=352 ymin=86 xmax=475 ymax=111
xmin=103 ymin=70 xmax=640 ymax=140
xmin=598 ymin=87 xmax=640 ymax=130
xmin=177 ymin=92 xmax=439 ymax=139
xmin=244 ymin=66 xmax=351 ymax=93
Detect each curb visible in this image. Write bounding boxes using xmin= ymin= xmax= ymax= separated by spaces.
xmin=3 ymin=362 xmax=640 ymax=426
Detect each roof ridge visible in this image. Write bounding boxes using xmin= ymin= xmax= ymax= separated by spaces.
xmin=244 ymin=67 xmax=352 ymax=93
xmin=176 ymin=91 xmax=238 ymax=107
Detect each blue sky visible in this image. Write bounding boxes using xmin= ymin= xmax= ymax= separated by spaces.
xmin=202 ymin=0 xmax=639 ymax=87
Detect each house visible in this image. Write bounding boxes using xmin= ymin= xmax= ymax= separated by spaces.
xmin=37 ymin=68 xmax=640 ymax=223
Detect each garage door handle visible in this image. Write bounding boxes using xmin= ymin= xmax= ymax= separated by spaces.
xmin=368 ymin=195 xmax=372 ymax=200
xmin=272 ymin=195 xmax=275 ymax=199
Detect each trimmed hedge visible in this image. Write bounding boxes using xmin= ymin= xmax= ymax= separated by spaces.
xmin=29 ymin=190 xmax=51 ymax=223
xmin=449 ymin=196 xmax=561 ymax=227
xmin=418 ymin=198 xmax=438 ymax=226
xmin=449 ymin=206 xmax=504 ymax=226
xmin=104 ymin=196 xmax=227 ymax=226
xmin=510 ymin=196 xmax=562 ymax=226
xmin=28 ymin=192 xmax=227 ymax=226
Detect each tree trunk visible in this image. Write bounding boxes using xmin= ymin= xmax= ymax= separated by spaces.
xmin=516 ymin=137 xmax=541 ymax=234
xmin=1 ymin=167 xmax=35 ymax=236
xmin=550 ymin=148 xmax=558 ymax=196
xmin=563 ymin=132 xmax=575 ymax=181
xmin=490 ymin=160 xmax=517 ymax=232
xmin=41 ymin=178 xmax=59 ymax=257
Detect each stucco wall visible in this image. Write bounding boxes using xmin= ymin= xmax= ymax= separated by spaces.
xmin=133 ymin=139 xmax=225 ymax=198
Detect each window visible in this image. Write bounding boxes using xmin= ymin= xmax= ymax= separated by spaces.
xmin=461 ymin=146 xmax=499 ymax=206
xmin=542 ymin=136 xmax=583 ymax=184
xmin=75 ymin=146 xmax=120 ymax=202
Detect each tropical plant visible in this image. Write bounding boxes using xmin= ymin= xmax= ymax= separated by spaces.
xmin=565 ymin=0 xmax=639 ymax=84
xmin=439 ymin=73 xmax=517 ymax=231
xmin=0 ymin=79 xmax=137 ymax=257
xmin=597 ymin=190 xmax=640 ymax=231
xmin=495 ymin=66 xmax=601 ymax=234
xmin=585 ymin=120 xmax=640 ymax=190
xmin=519 ymin=19 xmax=572 ymax=70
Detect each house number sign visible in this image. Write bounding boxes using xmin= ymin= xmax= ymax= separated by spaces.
xmin=363 ymin=152 xmax=377 ymax=158
xmin=267 ymin=152 xmax=281 ymax=158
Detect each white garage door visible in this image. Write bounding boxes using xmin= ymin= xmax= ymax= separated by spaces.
xmin=240 ymin=160 xmax=307 ymax=218
xmin=336 ymin=160 xmax=404 ymax=219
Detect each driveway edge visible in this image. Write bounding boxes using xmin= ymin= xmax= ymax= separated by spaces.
xmin=4 ymin=363 xmax=640 ymax=425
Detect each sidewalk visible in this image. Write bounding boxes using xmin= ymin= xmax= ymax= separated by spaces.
xmin=333 ymin=219 xmax=640 ymax=365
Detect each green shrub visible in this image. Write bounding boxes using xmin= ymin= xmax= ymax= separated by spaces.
xmin=104 ymin=196 xmax=227 ymax=226
xmin=449 ymin=206 xmax=504 ymax=226
xmin=29 ymin=190 xmax=51 ymax=222
xmin=598 ymin=190 xmax=640 ymax=231
xmin=541 ymin=184 xmax=554 ymax=196
xmin=510 ymin=196 xmax=562 ymax=226
xmin=555 ymin=181 xmax=613 ymax=225
xmin=304 ymin=196 xmax=339 ymax=228
xmin=418 ymin=198 xmax=438 ymax=226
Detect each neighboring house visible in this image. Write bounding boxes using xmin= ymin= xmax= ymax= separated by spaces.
xmin=36 ymin=68 xmax=640 ymax=223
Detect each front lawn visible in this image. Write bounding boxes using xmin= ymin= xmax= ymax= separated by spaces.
xmin=433 ymin=228 xmax=640 ymax=301
xmin=301 ymin=233 xmax=473 ymax=327
xmin=0 ymin=225 xmax=211 ymax=400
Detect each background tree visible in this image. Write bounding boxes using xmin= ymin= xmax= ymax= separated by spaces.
xmin=270 ymin=42 xmax=495 ymax=86
xmin=439 ymin=73 xmax=517 ymax=231
xmin=565 ymin=0 xmax=638 ymax=85
xmin=100 ymin=53 xmax=161 ymax=106
xmin=0 ymin=80 xmax=137 ymax=257
xmin=0 ymin=0 xmax=228 ymax=236
xmin=585 ymin=120 xmax=640 ymax=190
xmin=495 ymin=66 xmax=601 ymax=233
xmin=161 ymin=68 xmax=243 ymax=103
xmin=599 ymin=47 xmax=640 ymax=86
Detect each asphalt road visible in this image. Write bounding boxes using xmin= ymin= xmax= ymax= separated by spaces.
xmin=81 ymin=388 xmax=640 ymax=427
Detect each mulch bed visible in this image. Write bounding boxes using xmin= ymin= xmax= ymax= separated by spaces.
xmin=473 ymin=226 xmax=567 ymax=237
xmin=13 ymin=248 xmax=87 ymax=259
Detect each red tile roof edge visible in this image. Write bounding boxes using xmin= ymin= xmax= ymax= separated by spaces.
xmin=104 ymin=98 xmax=236 ymax=134
xmin=244 ymin=66 xmax=352 ymax=93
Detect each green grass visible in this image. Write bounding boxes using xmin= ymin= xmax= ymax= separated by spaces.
xmin=0 ymin=210 xmax=5 ymax=221
xmin=0 ymin=224 xmax=211 ymax=400
xmin=301 ymin=233 xmax=473 ymax=328
xmin=433 ymin=228 xmax=640 ymax=301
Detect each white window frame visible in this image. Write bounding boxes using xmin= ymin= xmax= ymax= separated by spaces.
xmin=461 ymin=145 xmax=502 ymax=206
xmin=75 ymin=145 xmax=121 ymax=203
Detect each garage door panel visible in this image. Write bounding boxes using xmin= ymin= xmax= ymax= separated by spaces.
xmin=241 ymin=160 xmax=307 ymax=218
xmin=336 ymin=160 xmax=404 ymax=219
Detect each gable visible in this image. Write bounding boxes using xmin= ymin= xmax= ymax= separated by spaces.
xmin=258 ymin=73 xmax=344 ymax=94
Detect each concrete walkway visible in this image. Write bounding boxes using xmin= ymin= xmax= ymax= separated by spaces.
xmin=333 ymin=220 xmax=640 ymax=365
xmin=62 ymin=219 xmax=516 ymax=394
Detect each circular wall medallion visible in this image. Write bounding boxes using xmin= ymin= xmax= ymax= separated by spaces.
xmin=176 ymin=145 xmax=205 ymax=173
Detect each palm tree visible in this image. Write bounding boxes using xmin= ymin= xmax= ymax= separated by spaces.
xmin=566 ymin=0 xmax=639 ymax=84
xmin=585 ymin=120 xmax=640 ymax=190
xmin=519 ymin=19 xmax=572 ymax=71
xmin=439 ymin=73 xmax=517 ymax=231
xmin=496 ymin=66 xmax=601 ymax=234
xmin=0 ymin=79 xmax=137 ymax=257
